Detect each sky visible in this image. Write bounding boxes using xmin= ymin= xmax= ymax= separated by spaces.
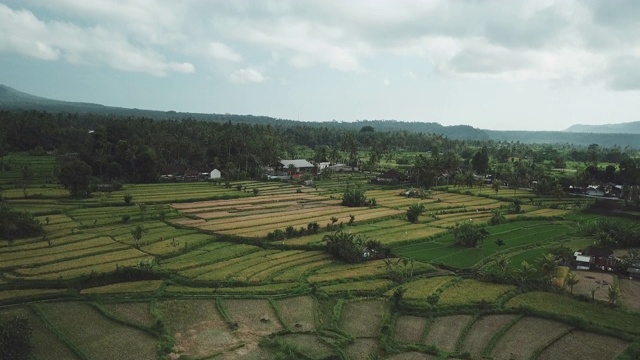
xmin=1 ymin=1 xmax=640 ymax=131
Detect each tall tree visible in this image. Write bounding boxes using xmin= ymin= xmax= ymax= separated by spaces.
xmin=58 ymin=158 xmax=93 ymax=197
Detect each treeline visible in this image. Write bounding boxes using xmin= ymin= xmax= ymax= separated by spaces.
xmin=0 ymin=110 xmax=639 ymax=188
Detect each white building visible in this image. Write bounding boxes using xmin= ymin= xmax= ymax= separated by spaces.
xmin=210 ymin=169 xmax=221 ymax=179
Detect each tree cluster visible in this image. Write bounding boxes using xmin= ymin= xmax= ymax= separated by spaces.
xmin=0 ymin=316 xmax=32 ymax=360
xmin=451 ymin=222 xmax=490 ymax=248
xmin=0 ymin=203 xmax=43 ymax=240
xmin=324 ymin=231 xmax=390 ymax=263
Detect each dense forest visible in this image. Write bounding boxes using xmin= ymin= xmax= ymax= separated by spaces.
xmin=3 ymin=84 xmax=640 ymax=147
xmin=1 ymin=110 xmax=639 ymax=201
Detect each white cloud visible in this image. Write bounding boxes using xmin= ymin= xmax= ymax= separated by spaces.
xmin=207 ymin=42 xmax=242 ymax=62
xmin=229 ymin=68 xmax=265 ymax=83
xmin=0 ymin=2 xmax=193 ymax=76
xmin=3 ymin=0 xmax=640 ymax=89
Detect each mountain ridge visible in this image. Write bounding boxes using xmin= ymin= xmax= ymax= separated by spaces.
xmin=1 ymin=84 xmax=639 ymax=147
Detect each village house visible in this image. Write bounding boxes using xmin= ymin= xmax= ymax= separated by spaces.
xmin=209 ymin=168 xmax=221 ymax=180
xmin=375 ymin=169 xmax=408 ymax=184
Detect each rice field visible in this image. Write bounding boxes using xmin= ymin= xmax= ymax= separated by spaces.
xmin=0 ymin=177 xmax=636 ymax=360
xmin=393 ymin=221 xmax=574 ymax=269
xmin=437 ymin=280 xmax=515 ymax=305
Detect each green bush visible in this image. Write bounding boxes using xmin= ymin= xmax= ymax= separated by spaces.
xmin=0 ymin=203 xmax=43 ymax=240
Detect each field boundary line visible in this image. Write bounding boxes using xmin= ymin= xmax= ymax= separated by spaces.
xmin=30 ymin=303 xmax=90 ymax=360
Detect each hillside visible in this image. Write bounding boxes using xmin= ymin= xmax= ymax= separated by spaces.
xmin=565 ymin=121 xmax=640 ymax=134
xmin=2 ymin=84 xmax=640 ymax=147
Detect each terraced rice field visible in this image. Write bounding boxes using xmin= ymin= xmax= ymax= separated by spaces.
xmin=38 ymin=302 xmax=158 ymax=360
xmin=394 ymin=221 xmax=573 ymax=269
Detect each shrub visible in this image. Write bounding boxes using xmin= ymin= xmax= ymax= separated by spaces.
xmin=341 ymin=184 xmax=369 ymax=207
xmin=121 ymin=214 xmax=131 ymax=223
xmin=307 ymin=222 xmax=320 ymax=234
xmin=406 ymin=203 xmax=425 ymax=223
xmin=123 ymin=193 xmax=133 ymax=206
xmin=0 ymin=315 xmax=32 ymax=360
xmin=0 ymin=203 xmax=43 ymax=240
xmin=451 ymin=222 xmax=489 ymax=248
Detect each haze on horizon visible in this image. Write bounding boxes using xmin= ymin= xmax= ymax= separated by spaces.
xmin=1 ymin=0 xmax=640 ymax=131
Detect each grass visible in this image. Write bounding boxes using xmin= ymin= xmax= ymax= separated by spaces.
xmin=80 ymin=280 xmax=164 ymax=295
xmin=506 ymin=291 xmax=640 ymax=335
xmin=386 ymin=276 xmax=455 ymax=300
xmin=0 ymin=289 xmax=68 ymax=302
xmin=437 ymin=280 xmax=515 ymax=305
xmin=37 ymin=302 xmax=158 ymax=360
xmin=164 ymin=282 xmax=300 ymax=295
xmin=319 ymin=279 xmax=394 ymax=294
xmin=393 ymin=221 xmax=574 ymax=269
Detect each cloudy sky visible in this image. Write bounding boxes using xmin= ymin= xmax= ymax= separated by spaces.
xmin=1 ymin=0 xmax=640 ymax=131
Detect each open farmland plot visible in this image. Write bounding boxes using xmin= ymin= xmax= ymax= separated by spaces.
xmin=423 ymin=315 xmax=473 ymax=352
xmin=222 ymin=299 xmax=284 ymax=335
xmin=459 ymin=314 xmax=518 ymax=358
xmin=165 ymin=282 xmax=300 ymax=295
xmin=159 ymin=242 xmax=259 ymax=271
xmin=0 ymin=288 xmax=68 ymax=303
xmin=80 ymin=280 xmax=163 ymax=295
xmin=394 ymin=315 xmax=428 ymax=343
xmin=0 ymin=306 xmax=80 ymax=360
xmin=176 ymin=249 xmax=279 ymax=279
xmin=0 ymin=236 xmax=127 ymax=269
xmin=319 ymin=279 xmax=394 ymax=295
xmin=537 ymin=331 xmax=629 ymax=360
xmin=279 ymin=334 xmax=336 ymax=359
xmin=271 ymin=258 xmax=335 ymax=281
xmin=246 ymin=251 xmax=331 ymax=282
xmin=102 ymin=302 xmax=154 ymax=328
xmin=570 ymin=270 xmax=615 ymax=302
xmin=506 ymin=291 xmax=640 ymax=335
xmin=437 ymin=280 xmax=514 ymax=305
xmin=490 ymin=317 xmax=572 ymax=360
xmin=386 ymin=352 xmax=437 ymax=360
xmin=38 ymin=302 xmax=158 ymax=360
xmin=340 ymin=300 xmax=388 ymax=338
xmin=157 ymin=299 xmax=238 ymax=358
xmin=393 ymin=221 xmax=573 ymax=269
xmin=171 ymin=192 xmax=403 ymax=238
xmin=620 ymin=278 xmax=640 ymax=313
xmin=308 ymin=259 xmax=435 ymax=283
xmin=191 ymin=250 xmax=303 ymax=282
xmin=275 ymin=296 xmax=317 ymax=332
xmin=14 ymin=249 xmax=153 ymax=280
xmin=386 ymin=276 xmax=455 ymax=302
xmin=344 ymin=338 xmax=379 ymax=360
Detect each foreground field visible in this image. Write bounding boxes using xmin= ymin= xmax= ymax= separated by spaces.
xmin=1 ymin=180 xmax=639 ymax=359
xmin=0 ymin=294 xmax=633 ymax=360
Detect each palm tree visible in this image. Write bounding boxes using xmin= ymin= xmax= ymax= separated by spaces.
xmin=492 ymin=180 xmax=501 ymax=195
xmin=608 ymin=283 xmax=621 ymax=305
xmin=537 ymin=253 xmax=558 ymax=280
xmin=566 ymin=272 xmax=579 ymax=294
xmin=516 ymin=261 xmax=537 ymax=285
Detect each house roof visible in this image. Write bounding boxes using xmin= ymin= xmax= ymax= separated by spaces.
xmin=280 ymin=159 xmax=314 ymax=168
xmin=576 ymin=255 xmax=592 ymax=263
xmin=586 ymin=247 xmax=613 ymax=257
xmin=628 ymin=267 xmax=640 ymax=275
xmin=378 ymin=169 xmax=407 ymax=180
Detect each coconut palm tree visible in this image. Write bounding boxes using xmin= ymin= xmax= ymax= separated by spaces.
xmin=537 ymin=253 xmax=558 ymax=280
xmin=566 ymin=272 xmax=579 ymax=294
xmin=608 ymin=283 xmax=621 ymax=305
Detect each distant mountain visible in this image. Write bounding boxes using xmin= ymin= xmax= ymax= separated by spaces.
xmin=564 ymin=121 xmax=640 ymax=134
xmin=0 ymin=84 xmax=107 ymax=112
xmin=1 ymin=84 xmax=640 ymax=147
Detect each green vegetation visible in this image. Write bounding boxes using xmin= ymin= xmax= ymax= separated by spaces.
xmin=0 ymin=315 xmax=32 ymax=360
xmin=1 ymin=107 xmax=640 ymax=359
